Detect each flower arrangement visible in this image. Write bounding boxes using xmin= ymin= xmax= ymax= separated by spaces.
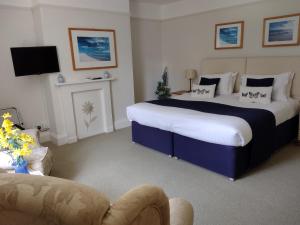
xmin=0 ymin=113 xmax=35 ymax=168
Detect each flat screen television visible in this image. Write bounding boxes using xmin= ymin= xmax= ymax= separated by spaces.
xmin=10 ymin=46 xmax=60 ymax=77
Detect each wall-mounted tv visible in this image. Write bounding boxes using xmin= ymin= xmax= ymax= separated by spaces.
xmin=10 ymin=46 xmax=60 ymax=77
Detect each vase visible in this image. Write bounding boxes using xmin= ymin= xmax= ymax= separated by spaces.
xmin=13 ymin=160 xmax=29 ymax=174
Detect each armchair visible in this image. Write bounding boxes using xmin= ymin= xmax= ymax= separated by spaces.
xmin=0 ymin=174 xmax=193 ymax=225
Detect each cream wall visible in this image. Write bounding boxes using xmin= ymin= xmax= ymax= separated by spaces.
xmin=131 ymin=18 xmax=162 ymax=102
xmin=162 ymin=0 xmax=300 ymax=91
xmin=0 ymin=6 xmax=49 ymax=128
xmin=33 ymin=5 xmax=135 ymax=143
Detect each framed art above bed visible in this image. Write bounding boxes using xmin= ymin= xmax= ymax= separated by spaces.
xmin=215 ymin=21 xmax=244 ymax=49
xmin=263 ymin=13 xmax=300 ymax=47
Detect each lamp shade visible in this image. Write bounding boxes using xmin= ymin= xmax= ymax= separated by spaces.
xmin=185 ymin=69 xmax=197 ymax=80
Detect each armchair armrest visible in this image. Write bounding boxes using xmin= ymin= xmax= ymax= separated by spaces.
xmin=0 ymin=174 xmax=110 ymax=225
xmin=170 ymin=198 xmax=194 ymax=225
xmin=103 ymin=185 xmax=170 ymax=225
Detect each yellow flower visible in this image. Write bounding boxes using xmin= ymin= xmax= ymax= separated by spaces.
xmin=5 ymin=126 xmax=13 ymax=135
xmin=0 ymin=139 xmax=9 ymax=148
xmin=20 ymin=133 xmax=34 ymax=144
xmin=2 ymin=112 xmax=12 ymax=119
xmin=20 ymin=143 xmax=32 ymax=156
xmin=0 ymin=113 xmax=34 ymax=157
xmin=12 ymin=144 xmax=32 ymax=157
xmin=2 ymin=119 xmax=13 ymax=129
xmin=0 ymin=128 xmax=4 ymax=138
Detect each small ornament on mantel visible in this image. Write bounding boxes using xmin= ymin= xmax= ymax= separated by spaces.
xmin=57 ymin=74 xmax=65 ymax=83
xmin=103 ymin=71 xmax=111 ymax=79
xmin=155 ymin=67 xmax=171 ymax=100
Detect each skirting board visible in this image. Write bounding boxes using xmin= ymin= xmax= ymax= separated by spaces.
xmin=49 ymin=119 xmax=129 ymax=146
xmin=114 ymin=118 xmax=130 ymax=130
xmin=39 ymin=131 xmax=51 ymax=143
xmin=49 ymin=132 xmax=75 ymax=146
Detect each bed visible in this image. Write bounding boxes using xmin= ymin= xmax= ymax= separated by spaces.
xmin=127 ymin=56 xmax=300 ymax=180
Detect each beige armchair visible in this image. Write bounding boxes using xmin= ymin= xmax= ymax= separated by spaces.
xmin=0 ymin=174 xmax=193 ymax=225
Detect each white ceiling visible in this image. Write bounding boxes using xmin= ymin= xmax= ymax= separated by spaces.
xmin=130 ymin=0 xmax=181 ymax=5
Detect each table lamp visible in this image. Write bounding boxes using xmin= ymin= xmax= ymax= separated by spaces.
xmin=185 ymin=69 xmax=197 ymax=92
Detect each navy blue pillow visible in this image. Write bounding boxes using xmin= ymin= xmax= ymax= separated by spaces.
xmin=200 ymin=77 xmax=220 ymax=88
xmin=246 ymin=78 xmax=274 ymax=87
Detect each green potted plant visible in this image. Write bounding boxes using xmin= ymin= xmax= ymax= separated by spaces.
xmin=155 ymin=67 xmax=171 ymax=100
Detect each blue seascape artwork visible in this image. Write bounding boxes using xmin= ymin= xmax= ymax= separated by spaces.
xmin=268 ymin=20 xmax=294 ymax=42
xmin=77 ymin=36 xmax=111 ymax=62
xmin=219 ymin=27 xmax=238 ymax=45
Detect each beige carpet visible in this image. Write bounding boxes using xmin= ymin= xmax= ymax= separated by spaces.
xmin=49 ymin=127 xmax=300 ymax=225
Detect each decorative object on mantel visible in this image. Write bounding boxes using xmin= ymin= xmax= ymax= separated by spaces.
xmin=57 ymin=74 xmax=65 ymax=83
xmin=103 ymin=71 xmax=111 ymax=79
xmin=263 ymin=13 xmax=300 ymax=47
xmin=87 ymin=77 xmax=103 ymax=80
xmin=68 ymin=28 xmax=118 ymax=71
xmin=215 ymin=21 xmax=244 ymax=49
xmin=155 ymin=67 xmax=171 ymax=100
xmin=185 ymin=69 xmax=197 ymax=92
xmin=0 ymin=113 xmax=35 ymax=174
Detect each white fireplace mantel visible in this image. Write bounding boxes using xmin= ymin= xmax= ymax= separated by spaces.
xmin=53 ymin=77 xmax=115 ymax=144
xmin=55 ymin=77 xmax=116 ymax=86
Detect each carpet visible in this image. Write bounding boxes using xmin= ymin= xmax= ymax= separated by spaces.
xmin=49 ymin=127 xmax=300 ymax=225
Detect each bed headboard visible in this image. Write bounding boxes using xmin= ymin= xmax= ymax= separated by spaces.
xmin=201 ymin=57 xmax=246 ymax=75
xmin=201 ymin=56 xmax=300 ymax=99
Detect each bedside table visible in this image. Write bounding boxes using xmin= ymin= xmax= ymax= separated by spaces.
xmin=172 ymin=90 xmax=189 ymax=96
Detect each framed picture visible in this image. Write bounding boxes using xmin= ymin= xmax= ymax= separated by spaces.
xmin=68 ymin=28 xmax=118 ymax=70
xmin=215 ymin=21 xmax=244 ymax=49
xmin=263 ymin=13 xmax=300 ymax=47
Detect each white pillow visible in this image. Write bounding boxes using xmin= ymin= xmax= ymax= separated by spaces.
xmin=0 ymin=151 xmax=13 ymax=170
xmin=239 ymin=86 xmax=272 ymax=104
xmin=241 ymin=72 xmax=294 ymax=101
xmin=191 ymin=84 xmax=216 ymax=99
xmin=199 ymin=72 xmax=238 ymax=95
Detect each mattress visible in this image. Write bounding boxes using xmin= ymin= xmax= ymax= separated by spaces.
xmin=127 ymin=94 xmax=299 ymax=147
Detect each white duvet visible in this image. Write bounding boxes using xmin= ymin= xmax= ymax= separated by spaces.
xmin=127 ymin=94 xmax=299 ymax=147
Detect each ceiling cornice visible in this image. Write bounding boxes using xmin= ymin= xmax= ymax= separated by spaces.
xmin=130 ymin=2 xmax=162 ymax=20
xmin=130 ymin=0 xmax=266 ymax=20
xmin=0 ymin=0 xmax=130 ymax=13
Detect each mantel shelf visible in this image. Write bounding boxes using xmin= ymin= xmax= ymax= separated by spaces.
xmin=55 ymin=77 xmax=116 ymax=87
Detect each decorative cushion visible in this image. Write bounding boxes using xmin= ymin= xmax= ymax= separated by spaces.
xmin=199 ymin=72 xmax=238 ymax=95
xmin=239 ymin=86 xmax=272 ymax=104
xmin=246 ymin=78 xmax=274 ymax=87
xmin=0 ymin=152 xmax=13 ymax=170
xmin=25 ymin=147 xmax=53 ymax=175
xmin=241 ymin=72 xmax=294 ymax=101
xmin=191 ymin=84 xmax=216 ymax=98
xmin=199 ymin=77 xmax=220 ymax=89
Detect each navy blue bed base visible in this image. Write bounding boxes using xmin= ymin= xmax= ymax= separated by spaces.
xmin=131 ymin=115 xmax=298 ymax=179
xmin=132 ymin=121 xmax=173 ymax=155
